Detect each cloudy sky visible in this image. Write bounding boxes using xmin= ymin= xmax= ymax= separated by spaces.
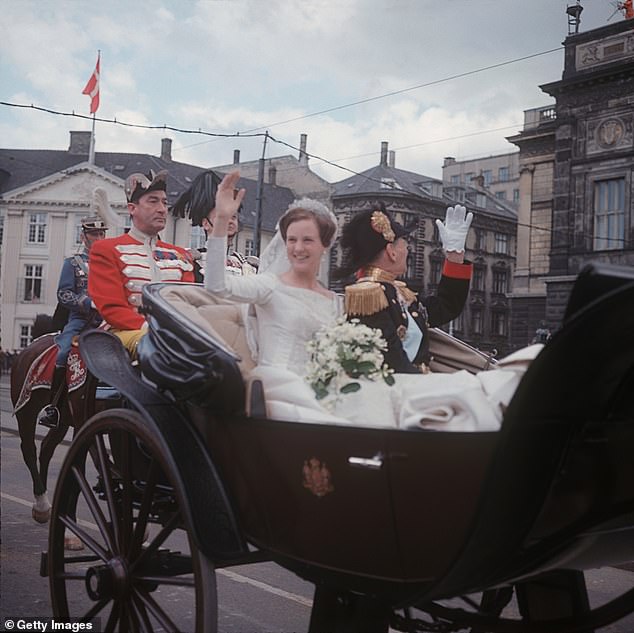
xmin=0 ymin=0 xmax=623 ymax=182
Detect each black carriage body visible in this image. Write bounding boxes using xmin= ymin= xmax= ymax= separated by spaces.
xmin=132 ymin=264 xmax=634 ymax=603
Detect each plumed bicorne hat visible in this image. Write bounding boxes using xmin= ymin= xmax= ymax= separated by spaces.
xmin=339 ymin=204 xmax=413 ymax=273
xmin=125 ymin=170 xmax=168 ymax=204
xmin=170 ymin=169 xmax=243 ymax=227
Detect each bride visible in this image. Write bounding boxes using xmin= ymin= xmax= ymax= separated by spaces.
xmin=204 ymin=171 xmax=540 ymax=431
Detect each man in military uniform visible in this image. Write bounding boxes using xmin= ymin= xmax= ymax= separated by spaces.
xmin=88 ymin=170 xmax=194 ymax=358
xmin=38 ymin=216 xmax=107 ymax=428
xmin=340 ymin=204 xmax=473 ymax=373
xmin=191 ymin=206 xmax=258 ymax=282
xmin=170 ymin=169 xmax=258 ymax=282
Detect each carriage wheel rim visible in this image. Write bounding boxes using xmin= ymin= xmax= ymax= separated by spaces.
xmin=48 ymin=409 xmax=218 ymax=632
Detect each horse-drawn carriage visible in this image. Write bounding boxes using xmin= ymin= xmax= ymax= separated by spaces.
xmin=35 ymin=262 xmax=634 ymax=632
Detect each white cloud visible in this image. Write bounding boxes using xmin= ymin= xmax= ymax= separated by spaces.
xmin=0 ymin=0 xmax=620 ymax=181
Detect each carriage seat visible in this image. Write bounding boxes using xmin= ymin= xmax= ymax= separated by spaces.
xmin=155 ymin=284 xmax=255 ymax=376
xmin=138 ymin=283 xmax=260 ymax=415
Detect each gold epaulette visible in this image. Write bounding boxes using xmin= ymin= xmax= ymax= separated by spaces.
xmin=394 ymin=281 xmax=417 ymax=305
xmin=345 ymin=281 xmax=389 ymax=316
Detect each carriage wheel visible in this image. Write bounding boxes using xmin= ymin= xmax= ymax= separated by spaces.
xmin=48 ymin=409 xmax=218 ymax=632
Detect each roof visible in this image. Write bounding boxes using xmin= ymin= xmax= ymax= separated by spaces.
xmin=444 ymin=184 xmax=518 ymax=222
xmin=332 ymin=164 xmax=443 ymax=200
xmin=332 ymin=162 xmax=516 ymax=224
xmin=0 ymin=147 xmax=295 ymax=232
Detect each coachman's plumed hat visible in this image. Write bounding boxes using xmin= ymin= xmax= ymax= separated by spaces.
xmin=81 ymin=216 xmax=108 ymax=232
xmin=340 ymin=205 xmax=412 ymax=272
xmin=125 ymin=170 xmax=168 ymax=204
xmin=170 ymin=169 xmax=242 ymax=227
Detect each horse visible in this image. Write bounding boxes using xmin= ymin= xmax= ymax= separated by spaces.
xmin=10 ymin=317 xmax=106 ymax=547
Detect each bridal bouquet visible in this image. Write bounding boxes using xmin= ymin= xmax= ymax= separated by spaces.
xmin=305 ymin=318 xmax=395 ymax=402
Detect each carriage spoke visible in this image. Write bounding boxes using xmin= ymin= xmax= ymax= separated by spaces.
xmin=130 ymin=512 xmax=180 ymax=574
xmin=94 ymin=433 xmax=122 ymax=553
xmin=119 ymin=432 xmax=134 ymax=556
xmin=133 ymin=586 xmax=181 ymax=633
xmin=130 ymin=591 xmax=154 ymax=633
xmin=103 ymin=603 xmax=119 ymax=633
xmin=119 ymin=602 xmax=130 ymax=633
xmin=80 ymin=598 xmax=110 ymax=622
xmin=59 ymin=515 xmax=109 ymax=562
xmin=135 ymin=575 xmax=196 ymax=587
xmin=129 ymin=460 xmax=160 ymax=559
xmin=71 ymin=465 xmax=116 ymax=553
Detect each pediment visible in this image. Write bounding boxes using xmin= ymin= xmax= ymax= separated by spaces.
xmin=2 ymin=163 xmax=126 ymax=209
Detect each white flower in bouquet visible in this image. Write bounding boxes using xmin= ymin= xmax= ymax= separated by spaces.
xmin=305 ymin=318 xmax=395 ymax=403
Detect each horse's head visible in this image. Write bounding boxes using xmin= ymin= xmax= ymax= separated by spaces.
xmin=32 ymin=313 xmax=56 ymax=339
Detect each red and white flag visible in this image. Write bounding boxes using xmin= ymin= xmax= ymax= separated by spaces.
xmin=82 ymin=53 xmax=100 ymax=114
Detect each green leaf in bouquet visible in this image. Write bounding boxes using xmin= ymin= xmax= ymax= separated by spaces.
xmin=356 ymin=361 xmax=376 ymax=374
xmin=340 ymin=382 xmax=361 ymax=394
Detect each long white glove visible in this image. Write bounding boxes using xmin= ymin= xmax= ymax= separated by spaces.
xmin=435 ymin=205 xmax=473 ymax=253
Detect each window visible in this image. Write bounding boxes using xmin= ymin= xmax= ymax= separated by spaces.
xmin=406 ymin=249 xmax=415 ymax=280
xmin=74 ymin=216 xmax=84 ymax=245
xmin=450 ymin=174 xmax=460 ymax=185
xmin=472 ymin=308 xmax=483 ymax=334
xmin=22 ymin=264 xmax=43 ymax=302
xmin=474 ymin=229 xmax=485 ymax=251
xmin=190 ymin=226 xmax=207 ymax=250
xmin=494 ymin=233 xmax=509 ymax=254
xmin=513 ymin=188 xmax=520 ymax=203
xmin=430 ymin=259 xmax=442 ymax=285
xmin=20 ymin=324 xmax=33 ymax=348
xmin=491 ymin=311 xmax=507 ymax=336
xmin=492 ymin=269 xmax=508 ymax=294
xmin=594 ymin=178 xmax=625 ymax=251
xmin=28 ymin=213 xmax=47 ymax=243
xmin=498 ymin=166 xmax=509 ymax=182
xmin=380 ymin=177 xmax=402 ymax=190
xmin=432 ymin=221 xmax=441 ymax=244
xmin=0 ymin=212 xmax=4 ymax=245
xmin=476 ymin=193 xmax=487 ymax=208
xmin=473 ymin=266 xmax=486 ymax=291
xmin=465 ymin=172 xmax=474 ymax=184
xmin=482 ymin=170 xmax=493 ymax=186
xmin=495 ymin=191 xmax=507 ymax=200
xmin=245 ymin=238 xmax=256 ymax=257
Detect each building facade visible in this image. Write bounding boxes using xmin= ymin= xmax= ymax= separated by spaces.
xmin=509 ymin=18 xmax=634 ymax=345
xmin=442 ymin=152 xmax=520 ymax=207
xmin=0 ymin=132 xmax=295 ymax=350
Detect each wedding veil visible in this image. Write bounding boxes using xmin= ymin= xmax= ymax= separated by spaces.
xmin=245 ymin=198 xmax=338 ymax=361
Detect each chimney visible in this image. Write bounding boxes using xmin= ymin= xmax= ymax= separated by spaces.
xmin=269 ymin=165 xmax=277 ymax=186
xmin=68 ymin=131 xmax=91 ymax=155
xmin=388 ymin=150 xmax=396 ymax=168
xmin=160 ymin=138 xmax=172 ymax=161
xmin=299 ymin=133 xmax=308 ymax=165
xmin=380 ymin=141 xmax=388 ymax=166
xmin=233 ymin=149 xmax=240 ymax=165
xmin=443 ymin=156 xmax=456 ymax=167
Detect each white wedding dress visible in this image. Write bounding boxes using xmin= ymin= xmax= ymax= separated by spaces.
xmin=204 ymin=235 xmax=540 ymax=431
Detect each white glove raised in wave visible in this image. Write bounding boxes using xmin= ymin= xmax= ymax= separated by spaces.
xmin=435 ymin=205 xmax=473 ymax=253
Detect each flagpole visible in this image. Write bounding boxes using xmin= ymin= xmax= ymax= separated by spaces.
xmin=88 ymin=112 xmax=96 ymax=165
xmin=87 ymin=49 xmax=100 ymax=165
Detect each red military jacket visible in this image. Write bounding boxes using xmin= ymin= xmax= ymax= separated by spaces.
xmin=88 ymin=228 xmax=194 ymax=330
